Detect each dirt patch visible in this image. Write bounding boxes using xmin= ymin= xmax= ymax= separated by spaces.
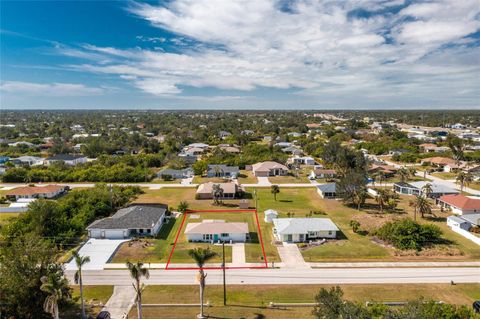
xmin=352 ymin=213 xmax=400 ymax=232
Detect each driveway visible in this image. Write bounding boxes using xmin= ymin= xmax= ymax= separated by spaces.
xmin=65 ymin=238 xmax=128 ymax=270
xmin=277 ymin=242 xmax=310 ymax=269
xmin=231 ymin=243 xmax=246 ymax=266
xmin=102 ymin=285 xmax=136 ymax=319
xmin=256 ymin=176 xmax=271 ymax=186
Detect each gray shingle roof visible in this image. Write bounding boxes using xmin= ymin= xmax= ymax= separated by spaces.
xmin=87 ymin=205 xmax=166 ymax=230
xmin=317 ymin=183 xmax=336 ymax=193
xmin=273 ymin=218 xmax=339 ymax=235
xmin=47 ymin=154 xmax=86 ymax=161
xmin=207 ymin=164 xmax=239 ymax=174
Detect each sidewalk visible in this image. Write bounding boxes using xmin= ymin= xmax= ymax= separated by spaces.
xmin=309 ymin=261 xmax=480 ymax=268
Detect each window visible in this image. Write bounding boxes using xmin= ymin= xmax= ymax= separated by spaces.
xmin=203 ymin=234 xmax=213 ymax=241
xmin=328 ymin=231 xmax=333 ymax=235
xmin=221 ymin=233 xmax=229 ymax=237
xmin=139 ymin=228 xmax=144 ymax=233
xmin=147 ymin=229 xmax=151 ymax=234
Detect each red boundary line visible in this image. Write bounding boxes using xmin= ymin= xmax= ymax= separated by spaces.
xmin=165 ymin=209 xmax=268 ymax=270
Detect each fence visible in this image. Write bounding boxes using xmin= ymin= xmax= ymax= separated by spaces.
xmin=450 ymin=226 xmax=480 ymax=245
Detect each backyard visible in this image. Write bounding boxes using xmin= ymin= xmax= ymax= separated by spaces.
xmin=128 ymin=283 xmax=480 ymax=319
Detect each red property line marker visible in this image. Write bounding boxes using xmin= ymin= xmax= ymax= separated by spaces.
xmin=165 ymin=212 xmax=187 ymax=270
xmin=254 ymin=209 xmax=268 ymax=267
xmin=165 ymin=209 xmax=269 ymax=270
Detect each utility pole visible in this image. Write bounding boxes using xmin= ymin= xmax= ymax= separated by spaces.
xmin=222 ymin=241 xmax=226 ymax=306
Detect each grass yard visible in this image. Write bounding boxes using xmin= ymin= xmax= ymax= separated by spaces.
xmin=150 ymin=178 xmax=182 ymax=184
xmin=192 ymin=176 xmax=230 ymax=184
xmin=237 ymin=170 xmax=258 ymax=184
xmin=61 ymin=285 xmax=113 ymax=319
xmin=128 ymin=283 xmax=480 ymax=319
xmin=431 ymin=172 xmax=457 ymax=180
xmin=0 ymin=212 xmax=20 ymax=226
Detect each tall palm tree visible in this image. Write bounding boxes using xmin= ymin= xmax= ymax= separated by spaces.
xmin=188 ymin=248 xmax=218 ymax=319
xmin=397 ymin=167 xmax=409 ymax=183
xmin=40 ymin=270 xmax=70 ymax=319
xmin=375 ymin=189 xmax=390 ymax=213
xmin=212 ymin=184 xmax=224 ymax=205
xmin=126 ymin=261 xmax=150 ymax=319
xmin=421 ymin=183 xmax=433 ymax=198
xmin=271 ymin=184 xmax=280 ymax=201
xmin=410 ymin=195 xmax=432 ymax=219
xmin=73 ymin=252 xmax=91 ymax=319
xmin=456 ymin=171 xmax=473 ymax=192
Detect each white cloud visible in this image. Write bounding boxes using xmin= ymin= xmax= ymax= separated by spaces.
xmin=50 ymin=0 xmax=479 ymax=106
xmin=0 ymin=81 xmax=103 ymax=96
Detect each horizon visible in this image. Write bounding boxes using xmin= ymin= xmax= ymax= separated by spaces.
xmin=1 ymin=0 xmax=479 ymax=110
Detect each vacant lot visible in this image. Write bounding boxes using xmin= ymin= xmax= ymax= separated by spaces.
xmin=0 ymin=212 xmax=20 ymax=226
xmin=128 ymin=283 xmax=480 ymax=319
xmin=61 ymin=285 xmax=113 ymax=319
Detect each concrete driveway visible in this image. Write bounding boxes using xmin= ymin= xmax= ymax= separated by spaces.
xmin=277 ymin=242 xmax=310 ymax=269
xmin=65 ymin=238 xmax=128 ymax=270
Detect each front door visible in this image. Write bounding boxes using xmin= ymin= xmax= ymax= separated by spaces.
xmin=214 ymin=234 xmax=219 ymax=241
xmin=299 ymin=234 xmax=305 ymax=242
xmin=287 ymin=234 xmax=293 ymax=242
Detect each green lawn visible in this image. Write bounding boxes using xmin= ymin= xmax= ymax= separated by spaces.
xmin=269 ymin=174 xmax=310 ymax=184
xmin=0 ymin=212 xmax=20 ymax=226
xmin=431 ymin=172 xmax=457 ymax=180
xmin=237 ymin=170 xmax=258 ymax=184
xmin=192 ymin=176 xmax=230 ymax=184
xmin=61 ymin=285 xmax=113 ymax=319
xmin=128 ymin=283 xmax=480 ymax=319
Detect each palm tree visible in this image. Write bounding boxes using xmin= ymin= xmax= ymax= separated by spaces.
xmin=456 ymin=171 xmax=473 ymax=192
xmin=73 ymin=252 xmax=91 ymax=319
xmin=126 ymin=261 xmax=150 ymax=319
xmin=421 ymin=183 xmax=433 ymax=198
xmin=188 ymin=247 xmax=218 ymax=319
xmin=212 ymin=184 xmax=224 ymax=205
xmin=397 ymin=167 xmax=409 ymax=183
xmin=40 ymin=269 xmax=70 ymax=319
xmin=375 ymin=189 xmax=390 ymax=213
xmin=410 ymin=195 xmax=432 ymax=219
xmin=177 ymin=201 xmax=189 ymax=213
xmin=271 ymin=184 xmax=280 ymax=201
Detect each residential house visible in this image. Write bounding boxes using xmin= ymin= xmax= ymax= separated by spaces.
xmin=281 ymin=146 xmax=302 ymax=155
xmin=206 ymin=165 xmax=239 ymax=178
xmin=289 ymin=156 xmax=315 ymax=166
xmin=178 ymin=154 xmax=197 ymax=164
xmin=8 ymin=141 xmax=35 ymax=148
xmin=311 ymin=169 xmax=336 ymax=179
xmin=46 ymin=154 xmax=88 ymax=166
xmin=419 ymin=143 xmax=450 ymax=153
xmin=218 ymin=145 xmax=241 ymax=153
xmin=241 ymin=130 xmax=254 ymax=135
xmin=420 ymin=157 xmax=456 ymax=170
xmin=0 ymin=156 xmax=9 ymax=164
xmin=388 ymin=148 xmax=409 ymax=156
xmin=0 ymin=198 xmax=36 ymax=213
xmin=196 ymin=182 xmax=244 ymax=199
xmin=447 ymin=214 xmax=480 ymax=231
xmin=451 ymin=123 xmax=466 ymax=129
xmin=157 ymin=167 xmax=194 ymax=179
xmin=264 ymin=209 xmax=278 ymax=223
xmin=317 ymin=183 xmax=337 ymax=198
xmin=274 ymin=142 xmax=292 ymax=148
xmin=11 ymin=156 xmax=44 ymax=166
xmin=393 ymin=181 xmax=459 ymax=198
xmin=436 ymin=194 xmax=480 ymax=215
xmin=87 ymin=205 xmax=166 ymax=239
xmin=6 ymin=185 xmax=68 ymax=200
xmin=251 ymin=161 xmax=288 ymax=177
xmin=218 ymin=131 xmax=232 ymax=139
xmin=368 ymin=163 xmax=397 ymax=178
xmin=185 ymin=220 xmax=248 ymax=242
xmin=272 ymin=218 xmax=339 ymax=242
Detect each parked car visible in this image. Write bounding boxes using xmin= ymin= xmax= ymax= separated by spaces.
xmin=96 ymin=311 xmax=111 ymax=319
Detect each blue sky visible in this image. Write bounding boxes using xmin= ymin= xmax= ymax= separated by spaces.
xmin=1 ymin=0 xmax=479 ymax=109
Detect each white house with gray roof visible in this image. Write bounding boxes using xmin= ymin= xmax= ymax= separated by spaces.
xmin=317 ymin=183 xmax=337 ymax=198
xmin=87 ymin=205 xmax=166 ymax=239
xmin=273 ymin=218 xmax=339 ymax=242
xmin=206 ymin=164 xmax=239 ymax=178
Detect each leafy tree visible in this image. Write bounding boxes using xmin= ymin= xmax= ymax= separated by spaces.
xmin=212 ymin=184 xmax=224 ymax=205
xmin=0 ymin=235 xmax=66 ymax=319
xmin=421 ymin=183 xmax=433 ymax=198
xmin=375 ymin=189 xmax=391 ymax=213
xmin=397 ymin=167 xmax=410 ymax=183
xmin=312 ymin=286 xmax=370 ymax=319
xmin=375 ymin=219 xmax=442 ymax=251
xmin=410 ymin=195 xmax=432 ymax=220
xmin=73 ymin=252 xmax=91 ymax=319
xmin=188 ymin=248 xmax=217 ymax=319
xmin=192 ymin=160 xmax=208 ymax=176
xmin=456 ymin=171 xmax=473 ymax=192
xmin=271 ymin=184 xmax=280 ymax=201
xmin=126 ymin=261 xmax=150 ymax=319
xmin=337 ymin=169 xmax=368 ymax=210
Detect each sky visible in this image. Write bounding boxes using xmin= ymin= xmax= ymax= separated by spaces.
xmin=0 ymin=0 xmax=479 ymax=110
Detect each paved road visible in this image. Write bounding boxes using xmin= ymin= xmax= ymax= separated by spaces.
xmin=66 ymin=267 xmax=480 ymax=286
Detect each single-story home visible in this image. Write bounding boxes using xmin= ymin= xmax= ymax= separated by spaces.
xmin=196 ymin=182 xmax=244 ymax=199
xmin=436 ymin=194 xmax=480 ymax=215
xmin=317 ymin=183 xmax=336 ymax=199
xmin=87 ymin=205 xmax=166 ymax=239
xmin=11 ymin=156 xmax=45 ymax=166
xmin=420 ymin=157 xmax=456 ymax=170
xmin=264 ymin=209 xmax=278 ymax=223
xmin=206 ymin=164 xmax=240 ymax=178
xmin=251 ymin=161 xmax=288 ymax=177
xmin=46 ymin=154 xmax=88 ymax=166
xmin=368 ymin=164 xmax=397 ymax=178
xmin=312 ymin=168 xmax=336 ymax=179
xmin=157 ymin=167 xmax=194 ymax=179
xmin=185 ymin=220 xmax=248 ymax=242
xmin=5 ymin=185 xmax=67 ymax=200
xmin=178 ymin=154 xmax=197 ymax=164
xmin=447 ymin=214 xmax=480 ymax=231
xmin=0 ymin=198 xmax=36 ymax=213
xmin=290 ymin=156 xmax=316 ymax=166
xmin=272 ymin=218 xmax=339 ymax=242
xmin=393 ymin=181 xmax=459 ymax=198
xmin=419 ymin=144 xmax=450 ymax=153
xmin=281 ymin=146 xmax=303 ymax=155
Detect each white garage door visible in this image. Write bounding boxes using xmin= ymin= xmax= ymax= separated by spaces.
xmin=105 ymin=229 xmax=126 ymax=239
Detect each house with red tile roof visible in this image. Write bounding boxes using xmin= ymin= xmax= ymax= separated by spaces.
xmin=436 ymin=194 xmax=480 ymax=215
xmin=6 ymin=185 xmax=67 ymax=200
